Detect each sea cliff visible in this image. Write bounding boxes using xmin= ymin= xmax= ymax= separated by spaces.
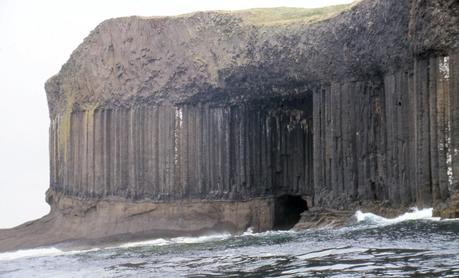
xmin=1 ymin=0 xmax=458 ymax=252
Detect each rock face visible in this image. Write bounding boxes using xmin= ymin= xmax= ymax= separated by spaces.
xmin=1 ymin=0 xmax=459 ymax=251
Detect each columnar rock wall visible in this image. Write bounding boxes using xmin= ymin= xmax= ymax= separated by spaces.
xmin=440 ymin=52 xmax=459 ymax=217
xmin=312 ymin=54 xmax=458 ymax=210
xmin=313 ymin=80 xmax=387 ymax=207
xmin=42 ymin=0 xmax=459 ymax=214
xmin=48 ymin=52 xmax=459 ymax=212
xmin=50 ymin=99 xmax=313 ymax=201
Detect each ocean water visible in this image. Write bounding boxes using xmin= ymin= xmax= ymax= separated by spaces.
xmin=1 ymin=208 xmax=459 ymax=277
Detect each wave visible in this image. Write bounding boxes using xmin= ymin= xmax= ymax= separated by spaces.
xmin=297 ymin=246 xmax=369 ymax=260
xmin=354 ymin=208 xmax=440 ymax=226
xmin=119 ymin=233 xmax=232 ymax=248
xmin=119 ymin=227 xmax=297 ymax=249
xmin=2 ymin=208 xmax=455 ymax=261
xmin=0 ymin=229 xmax=285 ymax=260
xmin=0 ymin=233 xmax=233 ymax=261
xmin=0 ymin=247 xmax=63 ymax=261
xmin=119 ymin=226 xmax=299 ymax=249
xmin=0 ymin=247 xmax=100 ymax=261
xmin=240 ymin=227 xmax=296 ymax=237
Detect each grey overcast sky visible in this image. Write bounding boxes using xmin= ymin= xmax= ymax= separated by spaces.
xmin=0 ymin=0 xmax=353 ymax=228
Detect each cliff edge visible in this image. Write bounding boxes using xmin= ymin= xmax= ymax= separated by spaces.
xmin=1 ymin=0 xmax=458 ymax=252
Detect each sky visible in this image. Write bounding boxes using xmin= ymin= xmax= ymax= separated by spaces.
xmin=0 ymin=0 xmax=353 ymax=228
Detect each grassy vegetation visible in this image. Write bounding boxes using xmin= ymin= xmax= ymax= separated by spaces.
xmin=146 ymin=2 xmax=357 ymax=26
xmin=230 ymin=4 xmax=354 ymax=26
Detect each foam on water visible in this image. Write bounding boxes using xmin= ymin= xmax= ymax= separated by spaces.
xmin=119 ymin=227 xmax=296 ymax=249
xmin=354 ymin=207 xmax=440 ymax=226
xmin=240 ymin=227 xmax=296 ymax=237
xmin=0 ymin=230 xmax=286 ymax=261
xmin=119 ymin=233 xmax=232 ymax=248
xmin=0 ymin=247 xmax=100 ymax=261
xmin=0 ymin=247 xmax=63 ymax=261
xmin=2 ymin=208 xmax=456 ymax=262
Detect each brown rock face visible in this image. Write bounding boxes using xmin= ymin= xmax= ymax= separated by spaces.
xmin=1 ymin=0 xmax=459 ymax=252
xmin=0 ymin=191 xmax=274 ymax=251
xmin=434 ymin=192 xmax=459 ymax=218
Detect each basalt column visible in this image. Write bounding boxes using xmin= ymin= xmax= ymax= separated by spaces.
xmin=438 ymin=52 xmax=459 ymax=217
xmin=49 ymin=98 xmax=314 ymax=202
xmin=410 ymin=55 xmax=455 ymax=212
xmin=313 ymin=80 xmax=387 ymax=208
xmin=310 ymin=54 xmax=457 ymax=211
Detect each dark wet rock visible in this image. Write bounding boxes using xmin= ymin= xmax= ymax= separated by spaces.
xmin=294 ymin=209 xmax=355 ymax=230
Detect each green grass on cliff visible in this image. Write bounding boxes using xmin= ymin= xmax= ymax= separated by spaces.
xmin=145 ymin=2 xmax=357 ymax=26
xmin=232 ymin=4 xmax=354 ymax=26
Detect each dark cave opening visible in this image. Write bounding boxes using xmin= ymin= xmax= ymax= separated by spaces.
xmin=273 ymin=195 xmax=308 ymax=230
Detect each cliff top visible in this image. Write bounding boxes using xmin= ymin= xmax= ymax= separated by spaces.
xmin=45 ymin=0 xmax=458 ymax=117
xmin=133 ymin=4 xmax=354 ymax=26
xmin=199 ymin=5 xmax=353 ymax=26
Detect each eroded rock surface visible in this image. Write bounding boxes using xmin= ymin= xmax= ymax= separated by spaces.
xmin=1 ymin=0 xmax=459 ymax=252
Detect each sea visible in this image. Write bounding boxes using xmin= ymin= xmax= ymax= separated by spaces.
xmin=0 ymin=208 xmax=458 ymax=277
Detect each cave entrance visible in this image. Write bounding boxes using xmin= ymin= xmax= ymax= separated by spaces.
xmin=273 ymin=195 xmax=308 ymax=230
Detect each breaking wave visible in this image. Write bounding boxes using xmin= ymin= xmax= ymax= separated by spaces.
xmin=2 ymin=207 xmax=457 ymax=262
xmin=0 ymin=247 xmax=100 ymax=261
xmin=0 ymin=247 xmax=64 ymax=261
xmin=354 ymin=207 xmax=440 ymax=226
xmin=119 ymin=233 xmax=232 ymax=248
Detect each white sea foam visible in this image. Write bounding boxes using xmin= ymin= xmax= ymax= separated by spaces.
xmin=0 ymin=247 xmax=100 ymax=261
xmin=2 ymin=208 xmax=453 ymax=261
xmin=0 ymin=247 xmax=63 ymax=261
xmin=240 ymin=227 xmax=296 ymax=237
xmin=354 ymin=207 xmax=440 ymax=226
xmin=242 ymin=227 xmax=255 ymax=236
xmin=119 ymin=226 xmax=297 ymax=249
xmin=119 ymin=233 xmax=232 ymax=248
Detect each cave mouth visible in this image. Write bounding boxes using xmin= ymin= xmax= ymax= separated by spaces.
xmin=273 ymin=195 xmax=308 ymax=230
